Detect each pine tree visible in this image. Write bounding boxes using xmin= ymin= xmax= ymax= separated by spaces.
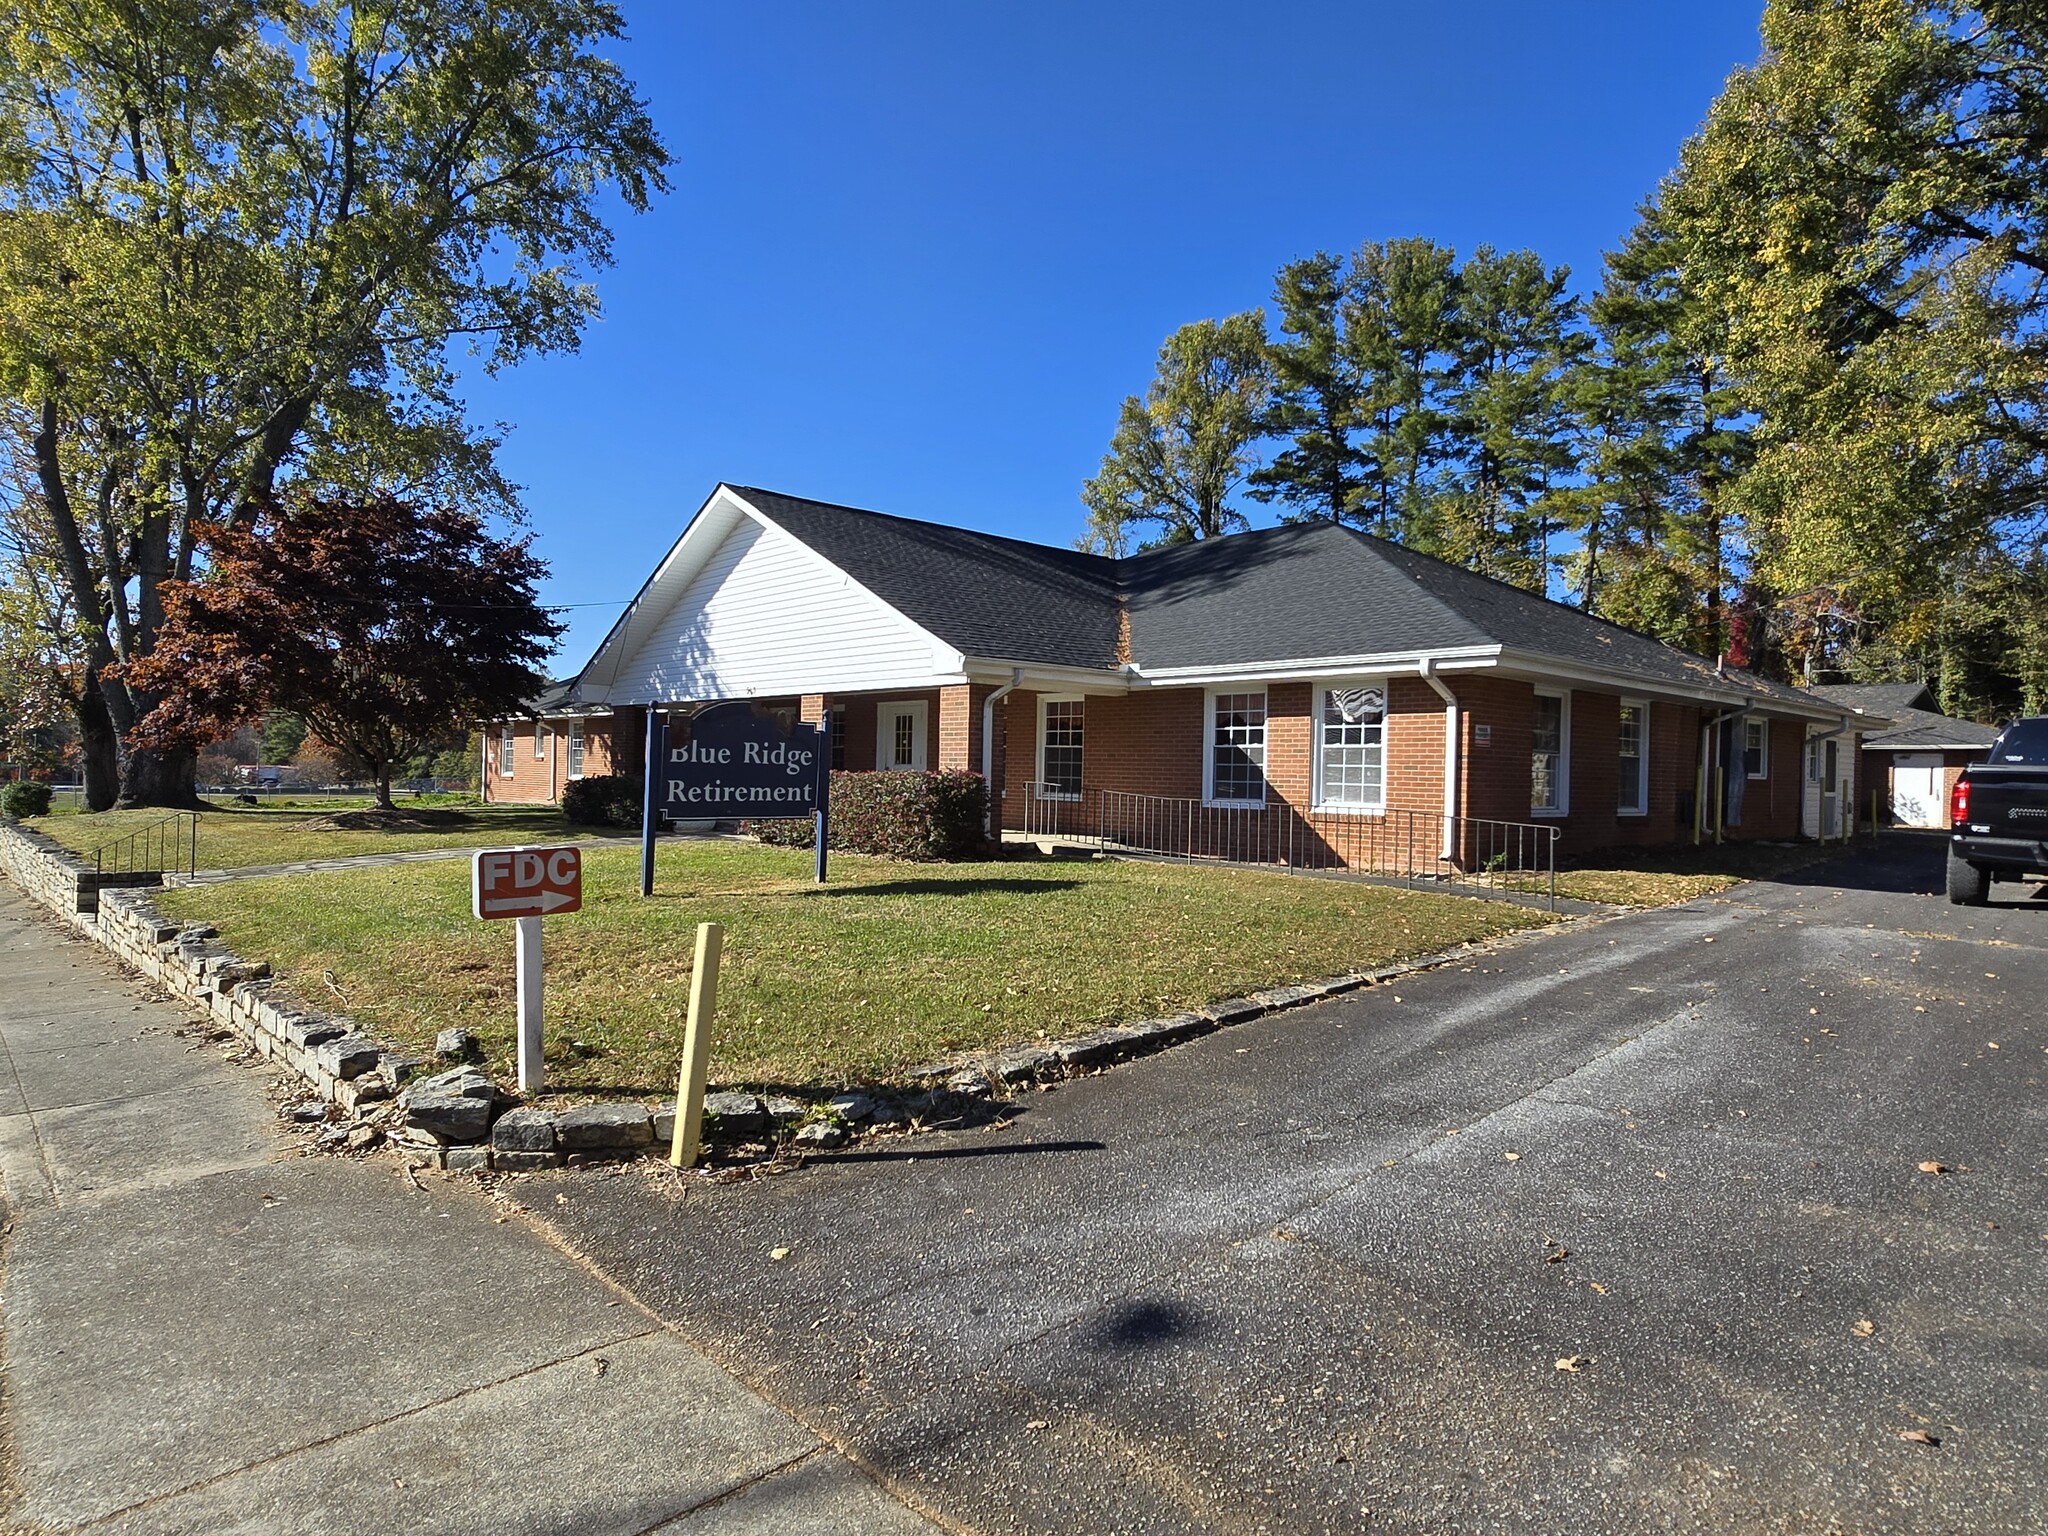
xmin=1435 ymin=248 xmax=1582 ymax=590
xmin=1248 ymin=254 xmax=1369 ymax=524
xmin=1348 ymin=238 xmax=1461 ymax=542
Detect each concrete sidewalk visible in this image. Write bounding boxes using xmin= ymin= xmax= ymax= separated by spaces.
xmin=0 ymin=885 xmax=939 ymax=1535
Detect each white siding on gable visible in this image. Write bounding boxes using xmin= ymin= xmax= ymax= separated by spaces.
xmin=605 ymin=515 xmax=959 ymax=701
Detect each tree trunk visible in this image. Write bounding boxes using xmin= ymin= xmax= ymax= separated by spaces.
xmin=77 ymin=669 xmax=121 ymax=812
xmin=375 ymin=760 xmax=394 ymax=811
xmin=118 ymin=743 xmax=201 ymax=810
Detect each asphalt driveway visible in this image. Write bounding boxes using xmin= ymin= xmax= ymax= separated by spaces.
xmin=508 ymin=833 xmax=2047 ymax=1535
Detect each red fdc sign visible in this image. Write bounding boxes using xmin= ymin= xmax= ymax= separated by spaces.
xmin=472 ymin=846 xmax=582 ymax=919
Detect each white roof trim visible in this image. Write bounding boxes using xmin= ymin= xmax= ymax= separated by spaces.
xmin=1489 ymin=648 xmax=1844 ymax=721
xmin=573 ymin=484 xmax=966 ymax=705
xmin=1127 ymin=646 xmax=1503 ymax=687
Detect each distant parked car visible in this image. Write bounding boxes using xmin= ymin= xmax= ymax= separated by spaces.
xmin=1947 ymin=716 xmax=2048 ymax=904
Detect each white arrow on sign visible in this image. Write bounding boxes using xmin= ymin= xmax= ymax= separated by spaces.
xmin=482 ymin=889 xmax=578 ymax=915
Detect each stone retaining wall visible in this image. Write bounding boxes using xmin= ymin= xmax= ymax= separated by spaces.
xmin=1 ymin=816 xmax=414 ymax=1110
xmin=3 ymin=815 xmax=1526 ymax=1173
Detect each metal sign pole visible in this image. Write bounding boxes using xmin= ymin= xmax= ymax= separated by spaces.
xmin=515 ymin=913 xmax=543 ymax=1095
xmin=639 ymin=706 xmax=661 ymax=897
xmin=814 ymin=707 xmax=831 ymax=884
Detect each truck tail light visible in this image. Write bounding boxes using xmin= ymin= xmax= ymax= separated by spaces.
xmin=1950 ymin=777 xmax=1970 ymax=826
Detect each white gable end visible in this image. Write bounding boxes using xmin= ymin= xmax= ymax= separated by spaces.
xmin=602 ymin=513 xmax=960 ymax=702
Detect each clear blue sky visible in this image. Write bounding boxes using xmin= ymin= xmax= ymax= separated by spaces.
xmin=458 ymin=1 xmax=1769 ymax=667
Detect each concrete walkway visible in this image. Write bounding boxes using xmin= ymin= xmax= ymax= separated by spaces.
xmin=0 ymin=885 xmax=940 ymax=1535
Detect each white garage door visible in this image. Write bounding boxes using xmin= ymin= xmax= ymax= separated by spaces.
xmin=1891 ymin=754 xmax=1944 ymax=828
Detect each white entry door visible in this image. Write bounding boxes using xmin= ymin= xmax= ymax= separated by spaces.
xmin=875 ymin=700 xmax=929 ymax=772
xmin=1891 ymin=754 xmax=1943 ymax=828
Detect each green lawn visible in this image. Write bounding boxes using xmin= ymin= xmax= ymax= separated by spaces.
xmin=155 ymin=841 xmax=1554 ymax=1095
xmin=1549 ymin=837 xmax=1855 ymax=906
xmin=30 ymin=799 xmax=619 ymax=871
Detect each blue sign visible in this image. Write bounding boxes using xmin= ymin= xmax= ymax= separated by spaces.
xmin=641 ymin=702 xmax=833 ymax=893
xmin=661 ymin=702 xmax=826 ymax=814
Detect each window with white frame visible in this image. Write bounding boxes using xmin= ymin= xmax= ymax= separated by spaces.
xmin=830 ymin=711 xmax=846 ymax=771
xmin=1743 ymin=718 xmax=1768 ymax=779
xmin=1617 ymin=701 xmax=1648 ymax=815
xmin=1531 ymin=691 xmax=1568 ymax=814
xmin=535 ymin=722 xmax=547 ymax=759
xmin=1207 ymin=691 xmax=1268 ymax=805
xmin=499 ymin=723 xmax=516 ymax=777
xmin=1038 ymin=697 xmax=1083 ymax=799
xmin=567 ymin=720 xmax=586 ymax=779
xmin=1315 ymin=682 xmax=1386 ymax=811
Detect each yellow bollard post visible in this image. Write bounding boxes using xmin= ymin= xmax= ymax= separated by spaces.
xmin=668 ymin=922 xmax=724 ymax=1169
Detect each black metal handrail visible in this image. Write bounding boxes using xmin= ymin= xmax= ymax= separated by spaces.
xmin=1017 ymin=783 xmax=1560 ymax=908
xmin=88 ymin=811 xmax=199 ymax=882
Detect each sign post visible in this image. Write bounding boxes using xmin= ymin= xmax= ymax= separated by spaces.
xmin=472 ymin=845 xmax=583 ymax=1095
xmin=639 ymin=707 xmax=663 ymax=898
xmin=642 ymin=701 xmax=831 ymax=892
xmin=667 ymin=921 xmax=725 ymax=1168
xmin=814 ymin=707 xmax=831 ymax=885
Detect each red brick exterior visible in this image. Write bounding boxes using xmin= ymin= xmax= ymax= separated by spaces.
xmin=481 ymin=715 xmax=619 ymax=804
xmin=991 ymin=679 xmax=1810 ymax=867
xmin=489 ymin=681 xmax=1814 ymax=860
xmin=1860 ymin=747 xmax=1988 ymax=827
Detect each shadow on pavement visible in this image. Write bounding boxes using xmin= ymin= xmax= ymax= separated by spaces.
xmin=810 ymin=1138 xmax=1106 ymax=1164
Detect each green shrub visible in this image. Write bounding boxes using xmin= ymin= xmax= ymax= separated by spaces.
xmin=561 ymin=774 xmax=643 ymax=827
xmin=747 ymin=770 xmax=987 ymax=861
xmin=1 ymin=781 xmax=53 ymax=818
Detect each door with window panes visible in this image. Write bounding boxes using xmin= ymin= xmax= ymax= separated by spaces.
xmin=875 ymin=701 xmax=928 ymax=772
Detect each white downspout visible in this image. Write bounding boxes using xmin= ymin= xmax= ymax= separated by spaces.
xmin=1808 ymin=711 xmax=1858 ymax=838
xmin=1419 ymin=658 xmax=1459 ymax=860
xmin=981 ymin=669 xmax=1024 ymax=837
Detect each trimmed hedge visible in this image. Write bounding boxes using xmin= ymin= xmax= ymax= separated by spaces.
xmin=561 ymin=773 xmax=644 ymax=828
xmin=1 ymin=781 xmax=53 ymax=818
xmin=750 ymin=770 xmax=988 ymax=861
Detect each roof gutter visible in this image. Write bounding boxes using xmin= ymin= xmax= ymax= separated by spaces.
xmin=981 ymin=669 xmax=1023 ymax=837
xmin=1418 ymin=658 xmax=1460 ymax=861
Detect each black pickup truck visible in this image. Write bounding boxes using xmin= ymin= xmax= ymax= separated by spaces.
xmin=1947 ymin=715 xmax=2048 ymax=904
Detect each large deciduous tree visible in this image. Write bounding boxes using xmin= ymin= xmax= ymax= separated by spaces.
xmin=1081 ymin=313 xmax=1272 ymax=552
xmin=1658 ymin=0 xmax=2048 ymax=691
xmin=120 ymin=493 xmax=561 ymax=810
xmin=0 ymin=0 xmax=669 ymax=805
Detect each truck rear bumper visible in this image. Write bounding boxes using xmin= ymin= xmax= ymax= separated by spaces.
xmin=1951 ymin=833 xmax=2048 ymax=876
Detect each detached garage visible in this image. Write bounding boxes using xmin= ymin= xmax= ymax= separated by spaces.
xmin=1813 ymin=684 xmax=2000 ymax=829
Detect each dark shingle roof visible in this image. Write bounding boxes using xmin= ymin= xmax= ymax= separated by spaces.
xmin=1813 ymin=684 xmax=1998 ymax=751
xmin=731 ymin=486 xmax=1124 ymax=669
xmin=1815 ymin=683 xmax=1935 ymax=716
xmin=1122 ymin=522 xmax=1756 ymax=698
xmin=703 ymin=488 xmax=1840 ymax=711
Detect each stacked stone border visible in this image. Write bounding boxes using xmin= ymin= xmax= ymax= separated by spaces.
xmin=1 ymin=816 xmax=1562 ymax=1171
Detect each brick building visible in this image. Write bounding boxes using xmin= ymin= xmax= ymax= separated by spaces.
xmin=1813 ymin=683 xmax=1999 ymax=829
xmin=486 ymin=484 xmax=1881 ymax=861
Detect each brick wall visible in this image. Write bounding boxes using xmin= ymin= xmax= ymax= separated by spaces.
xmin=482 ymin=716 xmax=618 ymax=805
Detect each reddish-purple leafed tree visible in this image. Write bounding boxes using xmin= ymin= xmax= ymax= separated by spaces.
xmin=122 ymin=495 xmax=561 ymax=809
